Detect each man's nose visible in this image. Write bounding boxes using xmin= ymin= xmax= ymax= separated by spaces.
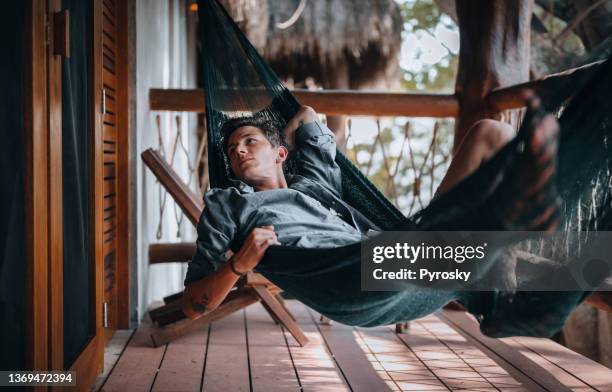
xmin=236 ymin=145 xmax=248 ymax=156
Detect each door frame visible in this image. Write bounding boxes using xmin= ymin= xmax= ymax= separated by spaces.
xmin=22 ymin=0 xmax=129 ymax=388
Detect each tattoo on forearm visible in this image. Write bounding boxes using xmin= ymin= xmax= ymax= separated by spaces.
xmin=191 ymin=294 xmax=210 ymax=314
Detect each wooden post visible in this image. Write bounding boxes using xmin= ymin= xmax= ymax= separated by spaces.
xmin=454 ymin=0 xmax=533 ymax=153
xmin=324 ymin=62 xmax=350 ymax=152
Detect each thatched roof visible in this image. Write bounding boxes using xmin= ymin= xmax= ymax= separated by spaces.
xmin=220 ymin=0 xmax=403 ymax=89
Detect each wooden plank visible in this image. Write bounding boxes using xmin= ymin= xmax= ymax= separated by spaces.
xmin=503 ymin=336 xmax=612 ymax=391
xmin=357 ymin=325 xmax=450 ymax=391
xmin=141 ymin=148 xmax=203 ymax=225
xmin=149 ymin=242 xmax=196 ymax=264
xmin=103 ymin=66 xmax=116 ymax=85
xmin=102 ymin=11 xmax=116 ymax=40
xmin=103 ymin=206 xmax=116 ymax=221
xmin=104 ymin=151 xmax=116 ymax=164
xmin=404 ymin=315 xmax=528 ymax=391
xmin=93 ymin=329 xmax=133 ymax=391
xmin=105 ymin=90 xmax=116 ymax=113
xmin=283 ymin=302 xmax=351 ymax=391
xmin=102 ymin=0 xmax=115 ymax=18
xmin=103 ymin=142 xmax=117 ymax=156
xmin=103 ymin=0 xmax=115 ymax=12
xmin=103 ymin=238 xmax=115 ymax=257
xmin=103 ymin=49 xmax=116 ymax=73
xmin=311 ymin=309 xmax=392 ymax=392
xmin=103 ymin=194 xmax=116 ymax=210
xmin=104 ymin=178 xmax=115 ymax=196
xmin=103 ymin=216 xmax=116 ymax=233
xmin=438 ymin=309 xmax=574 ymax=392
xmin=246 ymin=303 xmax=301 ymax=391
xmin=151 ymin=324 xmax=208 ymax=392
xmin=103 ymin=111 xmax=116 ymax=127
xmin=103 ymin=36 xmax=116 ymax=57
xmin=149 ymin=88 xmax=459 ymax=117
xmin=103 ymin=227 xmax=116 ymax=243
xmin=103 ymin=162 xmax=115 ymax=179
xmin=103 ymin=122 xmax=116 ymax=141
xmin=102 ymin=315 xmax=165 ymax=392
xmin=488 ymin=60 xmax=605 ymax=112
xmin=251 ymin=285 xmax=308 ymax=346
xmin=202 ymin=311 xmax=251 ymax=392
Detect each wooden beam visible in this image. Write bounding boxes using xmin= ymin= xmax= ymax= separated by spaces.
xmin=141 ymin=148 xmax=203 ymax=225
xmin=487 ymin=60 xmax=605 ymax=112
xmin=454 ymin=0 xmax=533 ymax=151
xmin=149 ymin=242 xmax=196 ymax=264
xmin=149 ymin=88 xmax=459 ymax=117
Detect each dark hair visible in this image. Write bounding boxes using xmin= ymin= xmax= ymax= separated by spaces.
xmin=221 ymin=115 xmax=285 ymax=153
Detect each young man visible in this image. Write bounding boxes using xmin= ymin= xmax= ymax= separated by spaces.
xmin=182 ymin=103 xmax=584 ymax=337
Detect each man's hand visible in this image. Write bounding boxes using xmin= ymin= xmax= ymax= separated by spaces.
xmin=283 ymin=106 xmax=319 ymax=150
xmin=231 ymin=225 xmax=280 ymax=274
xmin=182 ymin=225 xmax=280 ymax=321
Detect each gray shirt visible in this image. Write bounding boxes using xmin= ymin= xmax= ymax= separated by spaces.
xmin=185 ymin=121 xmax=377 ymax=285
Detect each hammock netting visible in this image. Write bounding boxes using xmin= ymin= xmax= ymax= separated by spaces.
xmin=196 ymin=0 xmax=612 ymax=329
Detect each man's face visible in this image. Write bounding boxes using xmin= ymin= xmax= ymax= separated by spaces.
xmin=226 ymin=126 xmax=286 ymax=184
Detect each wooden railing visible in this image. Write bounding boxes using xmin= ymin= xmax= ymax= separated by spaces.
xmin=149 ymin=88 xmax=459 ymax=117
xmin=148 ymin=60 xmax=603 ymax=116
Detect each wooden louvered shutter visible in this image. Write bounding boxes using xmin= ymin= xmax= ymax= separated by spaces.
xmin=98 ymin=0 xmax=130 ymax=341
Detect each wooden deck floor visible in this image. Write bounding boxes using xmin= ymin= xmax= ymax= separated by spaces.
xmin=98 ymin=301 xmax=612 ymax=392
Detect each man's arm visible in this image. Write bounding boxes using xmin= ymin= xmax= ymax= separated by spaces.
xmin=284 ymin=106 xmax=343 ymax=195
xmin=182 ymin=226 xmax=279 ymax=320
xmin=283 ymin=106 xmax=320 ymax=150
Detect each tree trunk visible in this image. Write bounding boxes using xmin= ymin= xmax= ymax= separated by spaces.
xmin=453 ymin=0 xmax=533 ymax=153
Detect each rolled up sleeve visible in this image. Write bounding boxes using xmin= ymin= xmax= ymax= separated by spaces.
xmin=184 ymin=188 xmax=239 ymax=285
xmin=294 ymin=121 xmax=343 ymax=196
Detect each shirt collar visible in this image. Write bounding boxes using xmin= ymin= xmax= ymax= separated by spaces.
xmin=227 ymin=174 xmax=301 ymax=194
xmin=227 ymin=178 xmax=255 ymax=193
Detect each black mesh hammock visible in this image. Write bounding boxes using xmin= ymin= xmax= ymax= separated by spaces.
xmin=196 ymin=0 xmax=612 ymax=328
xmin=198 ymin=0 xmax=612 ymax=235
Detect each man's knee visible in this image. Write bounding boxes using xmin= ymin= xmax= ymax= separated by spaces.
xmin=470 ymin=119 xmax=514 ymax=151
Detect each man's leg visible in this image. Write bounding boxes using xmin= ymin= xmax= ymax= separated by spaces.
xmin=436 ymin=119 xmax=514 ymax=196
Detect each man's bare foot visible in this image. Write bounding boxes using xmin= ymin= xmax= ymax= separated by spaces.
xmin=493 ymin=98 xmax=562 ymax=231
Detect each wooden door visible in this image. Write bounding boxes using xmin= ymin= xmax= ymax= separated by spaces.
xmin=22 ymin=0 xmax=130 ymax=389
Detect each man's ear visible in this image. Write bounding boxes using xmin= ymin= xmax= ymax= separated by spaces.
xmin=276 ymin=146 xmax=289 ymax=164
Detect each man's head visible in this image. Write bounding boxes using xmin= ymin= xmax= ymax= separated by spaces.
xmin=221 ymin=116 xmax=288 ymax=188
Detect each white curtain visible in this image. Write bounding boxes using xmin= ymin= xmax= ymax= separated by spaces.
xmin=135 ymin=0 xmax=199 ymax=322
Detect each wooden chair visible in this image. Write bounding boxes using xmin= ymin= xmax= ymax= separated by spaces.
xmin=141 ymin=148 xmax=308 ymax=347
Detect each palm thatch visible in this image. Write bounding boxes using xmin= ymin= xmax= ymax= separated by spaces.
xmin=219 ymin=0 xmax=403 ymax=89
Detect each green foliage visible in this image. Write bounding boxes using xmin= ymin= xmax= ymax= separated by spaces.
xmin=397 ymin=0 xmax=459 ymax=92
xmin=342 ymin=1 xmax=460 ymax=213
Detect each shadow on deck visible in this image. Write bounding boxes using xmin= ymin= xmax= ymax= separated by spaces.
xmin=96 ymin=301 xmax=612 ymax=391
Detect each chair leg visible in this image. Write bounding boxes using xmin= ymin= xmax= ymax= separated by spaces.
xmin=260 ymin=300 xmax=281 ymax=325
xmin=251 ymin=285 xmax=309 ymax=346
xmin=395 ymin=322 xmax=409 ymax=334
xmin=275 ymin=293 xmax=297 ymax=322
